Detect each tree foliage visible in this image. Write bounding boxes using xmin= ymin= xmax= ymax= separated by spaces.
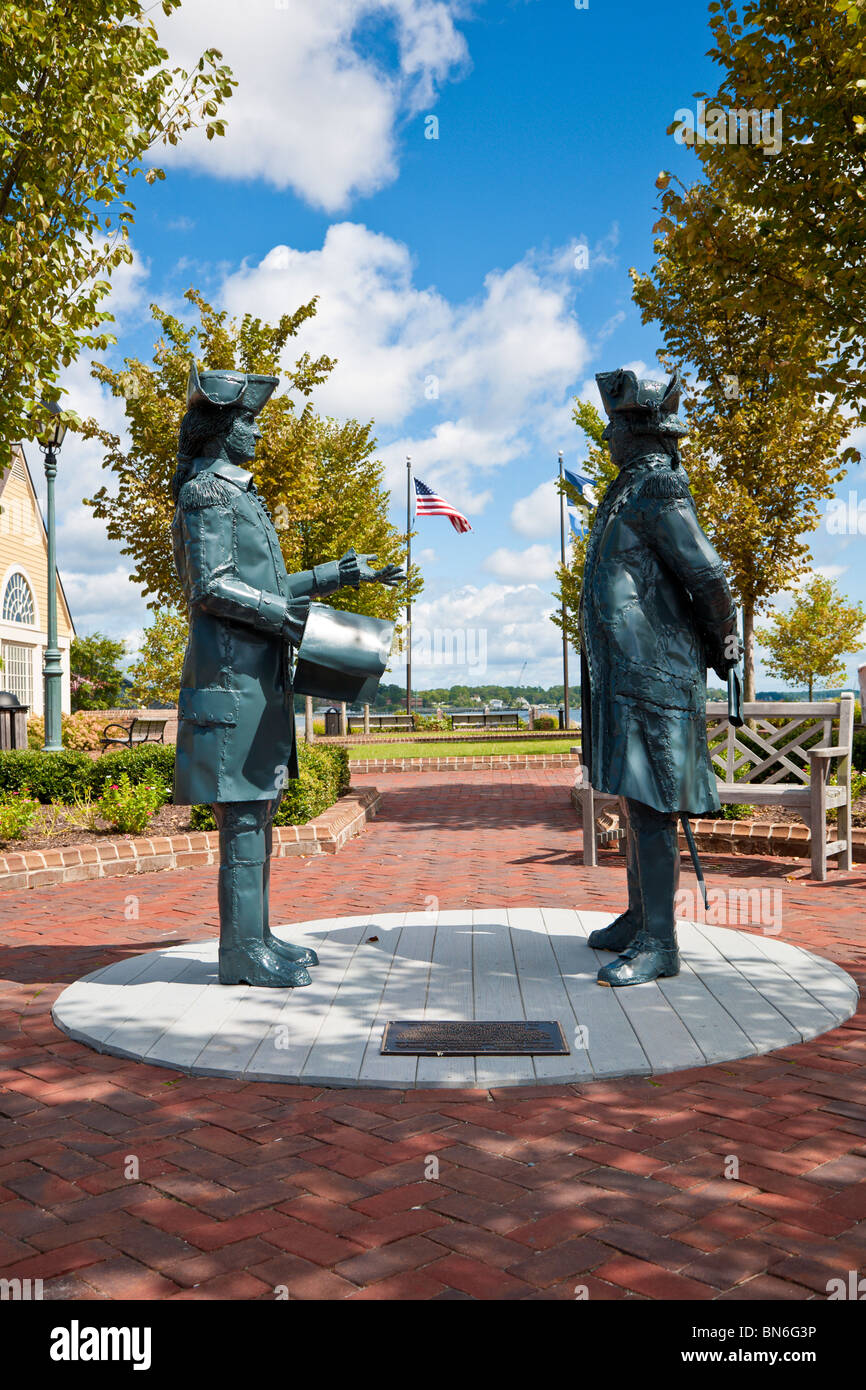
xmin=654 ymin=0 xmax=866 ymax=420
xmin=82 ymin=290 xmax=417 ymax=624
xmin=756 ymin=575 xmax=866 ymax=698
xmin=0 ymin=1 xmax=234 ymax=464
xmin=70 ymin=632 xmax=126 ymax=710
xmin=631 ymin=186 xmax=852 ymax=698
xmin=128 ymin=607 xmax=187 ymax=707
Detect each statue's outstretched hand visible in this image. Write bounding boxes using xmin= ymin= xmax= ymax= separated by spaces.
xmin=357 ymin=554 xmax=406 ymax=588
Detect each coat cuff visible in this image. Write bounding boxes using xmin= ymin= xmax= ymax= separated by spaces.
xmin=311 ymin=560 xmax=343 ymax=595
xmin=257 ymin=589 xmax=291 ymax=633
xmin=282 ymin=596 xmax=311 ymax=647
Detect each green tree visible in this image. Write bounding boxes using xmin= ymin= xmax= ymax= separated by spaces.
xmin=83 ymin=290 xmax=417 ymax=627
xmin=653 ymin=0 xmax=866 ymax=421
xmin=128 ymin=607 xmax=187 ymax=706
xmin=0 ymin=1 xmax=234 ymax=462
xmin=70 ymin=632 xmax=126 ymax=710
xmin=756 ymin=575 xmax=866 ymax=698
xmin=631 ymin=179 xmax=851 ymax=699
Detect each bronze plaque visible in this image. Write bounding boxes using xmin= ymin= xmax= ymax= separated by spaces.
xmin=381 ymin=1020 xmax=569 ymax=1056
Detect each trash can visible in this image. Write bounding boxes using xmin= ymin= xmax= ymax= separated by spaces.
xmin=324 ymin=707 xmax=341 ymax=737
xmin=558 ymin=706 xmax=565 ymax=730
xmin=0 ymin=692 xmax=28 ymax=749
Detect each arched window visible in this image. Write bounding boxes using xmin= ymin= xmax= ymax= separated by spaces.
xmin=2 ymin=572 xmax=35 ymax=625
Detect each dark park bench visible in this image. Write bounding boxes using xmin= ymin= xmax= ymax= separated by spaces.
xmin=449 ymin=712 xmax=522 ymax=730
xmin=100 ymin=717 xmax=168 ymax=750
xmin=345 ymin=713 xmax=415 ymax=733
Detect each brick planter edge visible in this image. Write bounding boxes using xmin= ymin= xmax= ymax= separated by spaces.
xmin=0 ymin=787 xmax=381 ymax=891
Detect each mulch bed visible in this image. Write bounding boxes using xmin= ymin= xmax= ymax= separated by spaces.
xmin=0 ymin=802 xmax=195 ymax=854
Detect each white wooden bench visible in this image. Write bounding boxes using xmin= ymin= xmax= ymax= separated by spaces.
xmin=574 ymin=695 xmax=855 ymax=881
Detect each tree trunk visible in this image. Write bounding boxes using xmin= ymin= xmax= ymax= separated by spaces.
xmin=743 ymin=603 xmax=756 ymax=702
xmin=304 ymin=695 xmax=314 ymax=743
xmin=809 ymin=676 xmax=813 ymax=700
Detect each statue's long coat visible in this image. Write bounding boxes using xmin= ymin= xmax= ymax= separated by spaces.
xmin=171 ymin=457 xmax=344 ymax=805
xmin=579 ymin=452 xmax=736 ymax=816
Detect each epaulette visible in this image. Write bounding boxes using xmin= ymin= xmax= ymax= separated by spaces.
xmin=179 ymin=472 xmax=236 ymax=510
xmin=637 ymin=467 xmax=692 ymax=501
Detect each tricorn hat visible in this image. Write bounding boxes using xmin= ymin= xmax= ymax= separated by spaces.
xmin=186 ymin=362 xmax=278 ymax=416
xmin=595 ymin=367 xmax=688 ymax=437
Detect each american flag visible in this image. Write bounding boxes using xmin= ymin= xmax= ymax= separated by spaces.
xmin=414 ymin=476 xmax=472 ymax=534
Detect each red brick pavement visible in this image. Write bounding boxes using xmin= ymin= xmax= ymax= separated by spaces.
xmin=1 ymin=769 xmax=865 ymax=1301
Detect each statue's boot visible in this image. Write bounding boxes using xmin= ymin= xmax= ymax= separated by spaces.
xmin=262 ymin=810 xmax=319 ymax=966
xmin=596 ymin=930 xmax=680 ymax=987
xmin=588 ymin=799 xmax=640 ymax=952
xmin=214 ymin=803 xmax=311 ymax=988
xmin=597 ymin=800 xmax=681 ymax=988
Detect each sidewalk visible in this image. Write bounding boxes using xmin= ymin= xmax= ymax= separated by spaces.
xmin=0 ymin=769 xmax=864 ymax=1300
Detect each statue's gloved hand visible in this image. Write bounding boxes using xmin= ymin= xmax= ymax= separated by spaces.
xmin=337 ymin=548 xmax=362 ymax=589
xmin=707 ymin=630 xmax=742 ymax=680
xmin=356 ymin=553 xmax=406 ymax=587
xmin=282 ymin=595 xmax=311 ymax=646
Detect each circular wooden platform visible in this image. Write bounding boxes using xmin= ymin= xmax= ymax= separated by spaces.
xmin=51 ymin=909 xmax=859 ymax=1090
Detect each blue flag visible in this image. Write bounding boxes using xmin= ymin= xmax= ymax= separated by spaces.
xmin=562 ymin=467 xmax=595 ymax=539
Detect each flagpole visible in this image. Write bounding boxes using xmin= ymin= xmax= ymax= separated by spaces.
xmin=559 ymin=450 xmax=570 ymax=730
xmin=406 ymin=455 xmax=412 ymax=717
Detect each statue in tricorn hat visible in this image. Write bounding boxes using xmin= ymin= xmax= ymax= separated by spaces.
xmin=171 ymin=365 xmax=404 ymax=988
xmin=579 ymin=368 xmax=740 ymax=986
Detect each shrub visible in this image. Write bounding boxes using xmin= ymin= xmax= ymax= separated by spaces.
xmin=98 ymin=744 xmax=176 ymax=788
xmin=0 ymin=787 xmax=39 ymax=840
xmin=27 ymin=711 xmax=107 ymax=751
xmin=413 ymin=714 xmax=448 ymax=731
xmin=189 ymin=744 xmax=350 ymax=832
xmin=721 ymin=803 xmax=754 ymax=820
xmin=853 ymin=728 xmax=866 ymax=773
xmin=0 ymin=750 xmax=95 ymax=803
xmin=189 ymin=804 xmax=215 ymax=831
xmin=96 ymin=773 xmax=169 ymax=835
xmin=851 ymin=769 xmax=866 ymax=802
xmin=534 ymin=715 xmax=558 ymax=731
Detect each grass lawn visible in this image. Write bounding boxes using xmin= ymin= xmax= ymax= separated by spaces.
xmin=347 ymin=737 xmax=577 ymax=759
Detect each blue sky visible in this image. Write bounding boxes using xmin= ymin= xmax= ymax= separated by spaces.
xmin=44 ymin=0 xmax=866 ymax=691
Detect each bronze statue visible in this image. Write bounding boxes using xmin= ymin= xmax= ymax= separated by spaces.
xmin=171 ymin=365 xmax=403 ymax=987
xmin=580 ymin=368 xmax=740 ymax=987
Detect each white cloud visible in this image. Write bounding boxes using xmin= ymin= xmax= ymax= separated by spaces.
xmin=219 ymin=222 xmax=591 ymax=502
xmin=511 ymin=478 xmax=560 ymax=539
xmin=392 ymin=579 xmax=568 ymax=685
xmin=483 ymin=543 xmax=559 ymax=582
xmin=157 ymin=0 xmax=470 ymax=211
xmin=99 ymin=246 xmax=150 ymax=322
xmin=60 ymin=566 xmax=148 ymax=638
xmin=34 ymin=223 xmax=595 ymax=644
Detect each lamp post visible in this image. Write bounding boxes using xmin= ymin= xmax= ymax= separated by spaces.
xmin=558 ymin=450 xmax=570 ymax=730
xmin=37 ymin=401 xmax=67 ymax=751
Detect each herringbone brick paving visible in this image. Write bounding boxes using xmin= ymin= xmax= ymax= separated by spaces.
xmin=1 ymin=769 xmax=864 ymax=1300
